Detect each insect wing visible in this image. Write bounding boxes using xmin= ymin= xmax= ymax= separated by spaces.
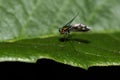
xmin=63 ymin=13 xmax=78 ymax=28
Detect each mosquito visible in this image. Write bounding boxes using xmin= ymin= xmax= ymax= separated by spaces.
xmin=59 ymin=14 xmax=90 ymax=38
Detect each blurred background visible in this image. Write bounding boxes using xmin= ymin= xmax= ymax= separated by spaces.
xmin=0 ymin=0 xmax=120 ymax=41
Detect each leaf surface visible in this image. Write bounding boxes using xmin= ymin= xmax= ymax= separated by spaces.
xmin=0 ymin=0 xmax=120 ymax=69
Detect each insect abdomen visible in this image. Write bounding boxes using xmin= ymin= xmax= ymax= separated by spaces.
xmin=71 ymin=24 xmax=90 ymax=32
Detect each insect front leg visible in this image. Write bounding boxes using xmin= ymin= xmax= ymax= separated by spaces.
xmin=65 ymin=29 xmax=72 ymax=41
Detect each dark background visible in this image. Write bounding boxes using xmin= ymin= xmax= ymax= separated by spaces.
xmin=0 ymin=59 xmax=119 ymax=79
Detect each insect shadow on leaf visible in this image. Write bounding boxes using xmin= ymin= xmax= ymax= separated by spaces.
xmin=59 ymin=36 xmax=90 ymax=44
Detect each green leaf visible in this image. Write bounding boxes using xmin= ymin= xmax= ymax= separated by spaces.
xmin=0 ymin=0 xmax=120 ymax=69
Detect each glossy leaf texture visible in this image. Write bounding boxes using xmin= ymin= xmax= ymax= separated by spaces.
xmin=0 ymin=0 xmax=120 ymax=69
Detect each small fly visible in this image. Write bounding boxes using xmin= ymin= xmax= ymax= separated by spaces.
xmin=59 ymin=14 xmax=90 ymax=37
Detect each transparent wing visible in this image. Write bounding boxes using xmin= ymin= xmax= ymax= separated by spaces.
xmin=63 ymin=13 xmax=79 ymax=28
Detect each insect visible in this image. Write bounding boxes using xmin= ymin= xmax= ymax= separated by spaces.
xmin=59 ymin=14 xmax=90 ymax=37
